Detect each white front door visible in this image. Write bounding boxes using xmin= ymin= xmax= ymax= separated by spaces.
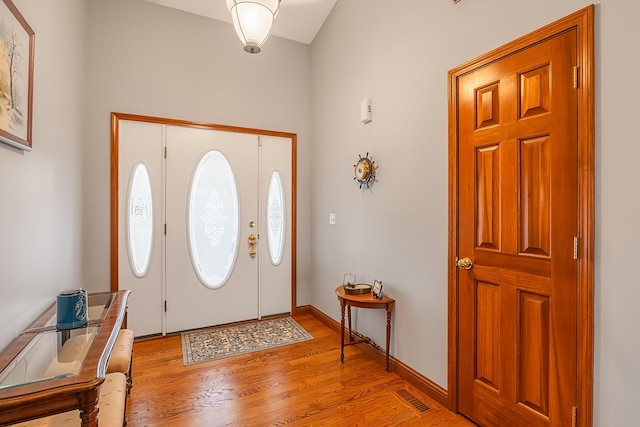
xmin=165 ymin=126 xmax=259 ymax=333
xmin=115 ymin=116 xmax=294 ymax=336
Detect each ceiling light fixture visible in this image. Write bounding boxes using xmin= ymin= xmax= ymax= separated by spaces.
xmin=226 ymin=0 xmax=281 ymax=54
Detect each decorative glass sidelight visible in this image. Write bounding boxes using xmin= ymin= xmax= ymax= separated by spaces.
xmin=188 ymin=150 xmax=239 ymax=288
xmin=267 ymin=170 xmax=285 ymax=265
xmin=127 ymin=163 xmax=153 ymax=277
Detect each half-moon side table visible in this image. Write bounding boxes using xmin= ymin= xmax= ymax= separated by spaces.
xmin=335 ymin=285 xmax=395 ymax=372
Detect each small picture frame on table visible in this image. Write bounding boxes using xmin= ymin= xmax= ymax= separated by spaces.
xmin=372 ymin=280 xmax=383 ymax=299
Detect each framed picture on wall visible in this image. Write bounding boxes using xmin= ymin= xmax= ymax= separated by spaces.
xmin=0 ymin=0 xmax=34 ymax=151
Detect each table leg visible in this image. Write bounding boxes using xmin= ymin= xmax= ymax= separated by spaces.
xmin=78 ymin=387 xmax=100 ymax=427
xmin=340 ymin=299 xmax=345 ymax=363
xmin=348 ymin=305 xmax=353 ymax=342
xmin=386 ymin=310 xmax=392 ymax=372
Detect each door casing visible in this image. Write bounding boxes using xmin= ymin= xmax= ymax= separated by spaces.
xmin=447 ymin=5 xmax=594 ymax=425
xmin=110 ymin=112 xmax=299 ymax=324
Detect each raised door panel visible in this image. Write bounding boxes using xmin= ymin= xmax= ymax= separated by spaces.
xmin=475 ymin=281 xmax=501 ymax=391
xmin=519 ymin=65 xmax=551 ymax=119
xmin=518 ymin=291 xmax=550 ymax=416
xmin=476 ymin=83 xmax=500 ymax=129
xmin=519 ymin=136 xmax=552 ymax=257
xmin=476 ymin=144 xmax=501 ymax=251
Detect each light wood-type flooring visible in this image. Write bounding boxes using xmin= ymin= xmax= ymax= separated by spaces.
xmin=126 ymin=313 xmax=476 ymax=426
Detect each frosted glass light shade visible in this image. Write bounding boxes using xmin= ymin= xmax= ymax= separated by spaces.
xmin=226 ymin=0 xmax=280 ymax=54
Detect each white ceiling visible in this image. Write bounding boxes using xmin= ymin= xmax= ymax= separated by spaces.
xmin=143 ymin=0 xmax=338 ymax=45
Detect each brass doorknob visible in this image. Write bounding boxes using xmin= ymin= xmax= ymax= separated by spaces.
xmin=456 ymin=257 xmax=473 ymax=270
xmin=248 ymin=234 xmax=257 ymax=258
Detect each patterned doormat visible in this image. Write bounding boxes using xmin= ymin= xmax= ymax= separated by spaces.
xmin=181 ymin=317 xmax=313 ymax=366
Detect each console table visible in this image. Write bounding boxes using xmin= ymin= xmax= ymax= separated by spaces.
xmin=335 ymin=285 xmax=395 ymax=372
xmin=0 ymin=290 xmax=130 ymax=427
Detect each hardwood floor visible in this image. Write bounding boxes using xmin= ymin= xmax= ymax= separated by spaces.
xmin=126 ymin=313 xmax=476 ymax=426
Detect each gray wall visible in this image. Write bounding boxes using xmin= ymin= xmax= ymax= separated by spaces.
xmin=81 ymin=0 xmax=312 ymax=307
xmin=0 ymin=0 xmax=85 ymax=350
xmin=1 ymin=0 xmax=639 ymax=425
xmin=309 ymin=0 xmax=640 ymax=426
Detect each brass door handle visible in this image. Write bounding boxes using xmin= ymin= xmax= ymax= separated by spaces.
xmin=248 ymin=234 xmax=257 ymax=258
xmin=456 ymin=257 xmax=473 ymax=270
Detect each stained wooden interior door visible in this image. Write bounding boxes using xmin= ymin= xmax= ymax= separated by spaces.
xmin=456 ymin=29 xmax=579 ymax=426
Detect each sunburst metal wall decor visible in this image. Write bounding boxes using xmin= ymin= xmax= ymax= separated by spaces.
xmin=353 ymin=152 xmax=376 ymax=189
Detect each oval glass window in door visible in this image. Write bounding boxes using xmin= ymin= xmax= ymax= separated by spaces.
xmin=127 ymin=163 xmax=153 ymax=277
xmin=267 ymin=170 xmax=286 ymax=265
xmin=188 ymin=150 xmax=239 ymax=289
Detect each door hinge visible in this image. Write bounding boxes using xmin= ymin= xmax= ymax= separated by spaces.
xmin=573 ymin=66 xmax=579 ymax=89
xmin=164 ymin=300 xmax=167 ymax=312
xmin=164 ymin=224 xmax=167 ymax=235
xmin=572 ymin=406 xmax=578 ymax=427
xmin=164 ymin=146 xmax=167 ymax=158
xmin=573 ymin=236 xmax=579 ymax=260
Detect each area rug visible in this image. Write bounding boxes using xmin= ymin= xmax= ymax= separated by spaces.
xmin=181 ymin=317 xmax=313 ymax=366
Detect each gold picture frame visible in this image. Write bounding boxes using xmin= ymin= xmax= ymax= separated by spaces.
xmin=0 ymin=0 xmax=34 ymax=150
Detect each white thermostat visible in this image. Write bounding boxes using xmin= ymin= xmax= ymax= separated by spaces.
xmin=361 ymin=98 xmax=372 ymax=124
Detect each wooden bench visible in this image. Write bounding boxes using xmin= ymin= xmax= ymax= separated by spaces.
xmin=107 ymin=329 xmax=134 ymax=395
xmin=12 ymin=372 xmax=127 ymax=427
